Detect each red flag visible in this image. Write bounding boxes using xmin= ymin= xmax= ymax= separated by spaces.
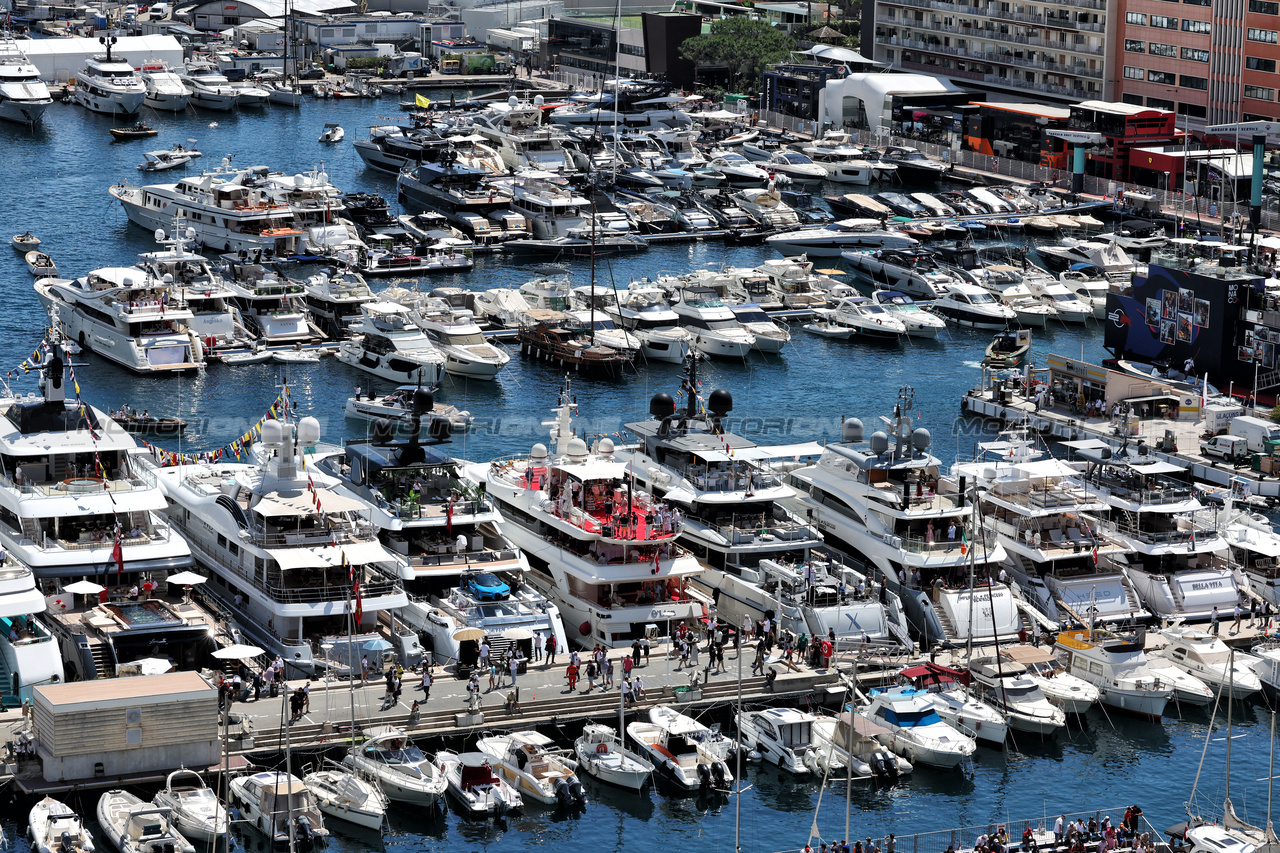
xmin=353 ymin=577 xmax=363 ymax=626
xmin=446 ymin=498 xmax=453 ymax=535
xmin=112 ymin=535 xmax=124 ymax=577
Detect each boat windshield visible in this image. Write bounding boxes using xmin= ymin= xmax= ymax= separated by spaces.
xmin=734 ymin=309 xmax=770 ymax=323
xmin=967 ymin=291 xmax=997 ymax=304
xmin=368 ymin=743 xmax=427 ymax=764
xmin=780 ymin=153 xmax=812 ymax=165
xmin=882 ymin=707 xmax=943 ymax=727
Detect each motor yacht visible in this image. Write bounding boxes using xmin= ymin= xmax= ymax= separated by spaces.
xmin=1035 ymin=239 xmax=1144 ymax=284
xmin=0 ymin=554 xmax=62 ymax=707
xmin=999 ymin=644 xmax=1099 ymax=713
xmin=1054 ymin=629 xmax=1173 ymax=719
xmin=230 ymin=80 xmax=271 ymax=105
xmin=471 ymin=103 xmax=576 ymax=173
xmin=469 ymin=380 xmax=711 ymax=649
xmin=336 ymin=301 xmax=444 ymax=386
xmin=152 ymin=769 xmax=229 ymax=842
xmin=900 ymin=662 xmax=1008 ymax=746
xmin=729 ymin=303 xmax=789 ymax=352
xmin=353 ymin=125 xmax=447 ymax=175
xmin=477 ymin=730 xmax=587 ymax=808
xmin=227 ymin=772 xmax=328 ymax=846
xmin=765 ymin=150 xmax=827 ymax=184
xmin=146 ymin=414 xmax=409 ymax=676
xmin=965 ymin=658 xmax=1067 ymax=736
xmin=412 ymin=297 xmax=510 ymax=379
xmin=1058 ymin=270 xmax=1110 ymax=318
xmin=36 ymin=267 xmax=205 ymax=373
xmin=870 ymin=290 xmax=947 ymax=338
xmin=841 ymin=249 xmax=967 ymax=301
xmin=1024 ymin=277 xmax=1093 ymax=323
xmin=0 ymin=35 xmax=51 ymax=125
xmin=179 ymin=62 xmax=238 ymax=110
xmin=606 ymin=283 xmax=692 ymax=364
xmin=860 ymin=686 xmax=977 ymax=769
xmin=964 ymin=263 xmax=1056 ymax=328
xmin=342 ymin=726 xmax=447 ymax=805
xmin=437 ymin=751 xmax=524 ymax=818
xmin=219 ymin=258 xmax=321 ymax=345
xmin=826 ymin=296 xmax=907 ymax=340
xmin=707 ymin=151 xmax=770 ymax=187
xmin=504 ymin=177 xmax=588 ymax=239
xmin=752 ymin=256 xmax=829 ymax=311
xmin=810 ymin=712 xmax=912 ymax=781
xmin=300 ymin=268 xmax=376 ymax=340
xmin=627 ymin=712 xmax=732 ymax=791
xmin=879 ymin=145 xmax=946 ymax=182
xmin=138 ymin=60 xmax=191 ymax=111
xmin=930 ymin=283 xmax=1017 ymax=330
xmin=575 ymin=724 xmax=654 ymax=791
xmin=783 ymin=390 xmax=1022 ymax=648
xmin=74 ymin=51 xmax=145 ymax=115
xmin=737 ymin=707 xmax=817 ymax=774
xmin=766 ymin=219 xmax=917 ymax=257
xmin=395 ymin=161 xmax=514 ymax=233
xmin=303 ymin=765 xmax=387 ymax=830
xmin=672 ymin=285 xmax=755 ymax=358
xmin=733 ymin=188 xmax=801 ymax=229
xmin=1151 ymin=625 xmax=1261 ymax=700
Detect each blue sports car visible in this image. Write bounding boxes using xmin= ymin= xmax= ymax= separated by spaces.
xmin=461 ymin=571 xmax=510 ymax=601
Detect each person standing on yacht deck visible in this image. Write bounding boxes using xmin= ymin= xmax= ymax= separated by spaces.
xmin=1055 ymin=816 xmax=1065 ymax=844
xmin=533 ymin=631 xmax=543 ymax=661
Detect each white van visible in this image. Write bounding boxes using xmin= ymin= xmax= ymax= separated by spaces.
xmin=1229 ymin=415 xmax=1280 ymax=453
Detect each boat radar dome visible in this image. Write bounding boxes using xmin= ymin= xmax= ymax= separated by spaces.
xmin=598 ymin=437 xmax=615 ymax=455
xmin=530 ymin=443 xmax=548 ymax=461
xmin=261 ymin=419 xmax=284 ymax=446
xmin=162 ymin=273 xmax=174 ymax=285
xmin=534 ymin=94 xmax=544 ymax=107
xmin=911 ymin=428 xmax=931 ymax=452
xmin=567 ymin=437 xmax=589 ymax=461
xmin=841 ymin=418 xmax=864 ymax=442
xmin=186 ymin=227 xmax=196 ymax=241
xmin=869 ymin=431 xmax=890 ymax=455
xmin=508 ymin=95 xmax=519 ymax=107
xmin=650 ymin=392 xmax=676 ymax=418
xmin=154 ymin=228 xmax=165 ymax=243
xmin=707 ymin=389 xmax=732 ymax=416
xmin=297 ymin=416 xmax=321 ymax=445
xmin=412 ymin=388 xmax=434 ymax=415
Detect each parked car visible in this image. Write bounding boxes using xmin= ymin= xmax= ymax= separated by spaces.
xmin=461 ymin=571 xmax=510 ymax=601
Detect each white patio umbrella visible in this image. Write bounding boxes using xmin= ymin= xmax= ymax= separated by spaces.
xmin=63 ymin=580 xmax=105 ymax=594
xmin=166 ymin=571 xmax=208 ymax=585
xmin=212 ymin=644 xmax=265 ymax=660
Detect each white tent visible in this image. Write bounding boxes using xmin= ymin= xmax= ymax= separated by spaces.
xmin=818 ymin=71 xmax=964 ymax=131
xmin=22 ymin=35 xmax=183 ymax=82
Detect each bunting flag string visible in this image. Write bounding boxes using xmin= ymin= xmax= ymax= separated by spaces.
xmin=137 ymin=388 xmax=288 ymax=467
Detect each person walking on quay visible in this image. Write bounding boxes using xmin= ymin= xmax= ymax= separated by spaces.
xmin=642 ymin=635 xmax=651 ymax=665
xmin=1211 ymin=606 xmax=1220 ymax=635
xmin=751 ymin=642 xmax=767 ymax=676
xmin=421 ymin=668 xmax=432 ymax=702
xmin=566 ymin=662 xmax=579 ymax=692
xmin=631 ymin=638 xmax=642 ymax=669
xmin=509 ymin=655 xmax=520 ymax=688
xmin=545 ymin=633 xmax=557 ymax=666
xmin=1232 ymin=602 xmax=1243 ymax=634
xmin=360 ymin=655 xmax=369 ymax=685
xmin=480 ymin=640 xmax=491 ymax=669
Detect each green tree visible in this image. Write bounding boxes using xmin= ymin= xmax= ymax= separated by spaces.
xmin=679 ymin=17 xmax=794 ymax=91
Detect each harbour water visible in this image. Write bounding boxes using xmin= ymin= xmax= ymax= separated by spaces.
xmin=0 ymin=94 xmax=1269 ymax=850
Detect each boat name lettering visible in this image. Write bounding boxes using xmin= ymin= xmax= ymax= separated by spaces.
xmin=1189 ymin=580 xmax=1225 ymax=590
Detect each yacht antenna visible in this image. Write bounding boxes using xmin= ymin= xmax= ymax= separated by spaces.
xmin=734 ymin=609 xmax=743 ymax=853
xmin=589 ymin=192 xmax=597 ymax=346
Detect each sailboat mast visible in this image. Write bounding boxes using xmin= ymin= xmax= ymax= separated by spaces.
xmin=735 ymin=623 xmax=743 ymax=853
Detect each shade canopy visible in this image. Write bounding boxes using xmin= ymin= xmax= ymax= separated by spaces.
xmin=166 ymin=570 xmax=208 ymax=585
xmin=363 ymin=638 xmax=394 ymax=652
xmin=453 ymin=627 xmax=486 ymax=642
xmin=213 ymin=644 xmax=265 ymax=660
xmin=63 ymin=580 xmax=105 ymax=594
xmin=501 ymin=627 xmax=535 ymax=641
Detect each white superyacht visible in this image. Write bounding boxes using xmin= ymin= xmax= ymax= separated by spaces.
xmin=0 ymin=35 xmax=52 ymax=125
xmin=74 ymin=46 xmax=146 ymax=115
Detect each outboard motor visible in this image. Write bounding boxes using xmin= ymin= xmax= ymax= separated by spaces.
xmin=294 ymin=816 xmax=313 ymax=847
xmin=553 ymin=778 xmax=571 ymax=808
xmin=59 ymin=831 xmax=73 ymax=853
xmin=711 ymin=760 xmax=728 ymax=789
xmin=492 ymin=789 xmax=508 ymax=818
xmin=568 ymin=778 xmax=587 ymax=808
xmin=697 ymin=761 xmax=712 ymax=790
xmin=164 ymin=844 xmax=175 ymax=853
xmin=871 ymin=750 xmax=890 ymax=781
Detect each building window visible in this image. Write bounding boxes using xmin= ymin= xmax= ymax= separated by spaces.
xmin=1123 ymin=65 xmax=1145 ymax=79
xmin=1148 ymin=69 xmax=1176 ymax=83
xmin=1181 ymin=46 xmax=1210 ymax=60
xmin=1125 ymin=11 xmax=1147 ymax=24
xmin=1246 ymin=84 xmax=1276 ymax=100
xmin=1249 ymin=27 xmax=1279 ymax=41
xmin=1149 ymin=42 xmax=1177 ymax=55
xmin=1150 ymin=14 xmax=1178 ymax=26
xmin=1251 ymin=0 xmax=1280 ymax=11
xmin=1183 ymin=0 xmax=1211 ymax=5
xmin=1179 ymin=102 xmax=1208 ymax=118
xmin=1248 ymin=56 xmax=1279 ymax=71
xmin=321 ymin=28 xmax=335 ymax=37
xmin=364 ymin=23 xmax=378 ymax=33
xmin=1121 ymin=93 xmax=1144 ymax=105
xmin=222 ymin=15 xmax=238 ymax=24
xmin=1180 ymin=74 xmax=1209 ymax=88
xmin=1146 ymin=96 xmax=1175 ymax=109
xmin=1124 ymin=38 xmax=1145 ymax=51
xmin=1181 ymin=19 xmax=1210 ymax=33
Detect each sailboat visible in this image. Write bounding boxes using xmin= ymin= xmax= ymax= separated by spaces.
xmin=265 ymin=0 xmax=303 ymax=106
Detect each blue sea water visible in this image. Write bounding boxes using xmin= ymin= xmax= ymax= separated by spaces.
xmin=0 ymin=94 xmax=1273 ymax=850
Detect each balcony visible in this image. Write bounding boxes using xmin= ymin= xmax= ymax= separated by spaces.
xmin=889 ymin=33 xmax=1104 ymax=77
xmin=875 ymin=0 xmax=1107 ymax=38
xmin=878 ymin=14 xmax=1104 ymax=54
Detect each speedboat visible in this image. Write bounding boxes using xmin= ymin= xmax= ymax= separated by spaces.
xmin=230 ymin=80 xmax=271 ymax=105
xmin=138 ymin=60 xmax=190 ymax=111
xmin=319 ymin=123 xmax=344 ymax=143
xmin=766 ymin=150 xmax=828 ymax=184
xmin=1143 ymin=658 xmax=1216 ymax=705
xmin=999 ymin=645 xmax=1099 ymax=714
xmin=840 ymin=249 xmax=968 ymax=300
xmin=575 ymin=724 xmax=654 ymax=792
xmin=965 ymin=658 xmax=1068 ymax=736
xmin=737 ymin=707 xmax=817 ymax=775
xmin=900 ymin=662 xmax=1008 ymax=746
xmin=30 ymin=797 xmax=95 ymax=853
xmin=871 ymin=290 xmax=947 ymax=338
xmin=477 ymin=730 xmax=587 ymax=809
xmin=627 ymin=716 xmax=733 ymax=792
xmin=1054 ymin=629 xmax=1173 ymax=720
xmin=672 ymin=284 xmax=756 ymax=357
xmin=930 ymin=283 xmax=1016 ymax=330
xmin=342 ymin=726 xmax=447 ymax=806
xmin=138 ymin=146 xmax=202 ymax=172
xmin=436 ymin=751 xmax=523 ymax=819
xmin=729 ymin=303 xmax=790 ymax=352
xmin=97 ymin=791 xmax=195 ymax=853
xmin=765 ymin=219 xmax=917 ymax=257
xmin=228 ymin=771 xmax=329 ymax=846
xmin=1025 ymin=277 xmax=1093 ymax=323
xmin=412 ymin=297 xmax=510 ymax=380
xmin=810 ymin=712 xmax=913 ymax=782
xmin=860 ymin=686 xmax=977 ymax=769
xmin=303 ymin=765 xmax=388 ymax=830
xmin=1151 ymin=625 xmax=1262 ymax=700
xmin=152 ymin=769 xmax=229 ymax=842
xmin=341 ymin=385 xmax=473 ymax=430
xmin=826 ymin=296 xmax=907 ymax=340
xmin=708 ymin=151 xmax=770 ymax=187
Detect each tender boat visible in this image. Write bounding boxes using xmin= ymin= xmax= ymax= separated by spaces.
xmin=26 ymin=250 xmax=56 ymax=277
xmin=13 ymin=231 xmax=39 ymax=251
xmin=982 ymin=328 xmax=1032 ymax=369
xmin=96 ymin=791 xmax=195 ymax=853
xmin=860 ymin=686 xmax=977 ymax=769
xmin=109 ymin=122 xmax=158 ymax=141
xmin=1151 ymin=625 xmax=1262 ymax=700
xmin=227 ymin=771 xmax=329 ymax=846
xmin=737 ymin=707 xmax=817 ymax=775
xmin=342 ymin=385 xmax=474 ymax=430
xmin=152 ymin=769 xmax=229 ymax=842
xmin=477 ymin=730 xmax=587 ymax=809
xmin=138 ymin=146 xmax=201 ymax=172
xmin=803 ymin=320 xmax=853 ymax=338
xmin=575 ymin=724 xmax=654 ymax=792
xmin=810 ymin=712 xmax=913 ymax=782
xmin=29 ymin=797 xmax=95 ymax=853
xmin=965 ymin=658 xmax=1067 ymax=736
xmin=319 ymin=123 xmax=344 ymax=143
xmin=303 ymin=765 xmax=389 ymax=830
xmin=342 ymin=726 xmax=447 ymax=806
xmin=436 ymin=751 xmax=524 ymax=818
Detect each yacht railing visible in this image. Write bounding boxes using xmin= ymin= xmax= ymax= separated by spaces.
xmin=986 ymin=480 xmax=1107 ymax=509
xmin=381 ymin=495 xmax=486 ymax=521
xmin=700 ymin=516 xmax=820 ymax=545
xmin=1094 ymin=516 xmax=1220 ymax=547
xmin=263 ymin=576 xmax=400 ymax=604
xmin=407 ymin=547 xmax=521 ymax=569
xmin=54 ymin=529 xmax=167 ymax=551
xmin=893 ymin=527 xmax=998 ymax=554
xmin=248 ymin=524 xmax=377 ymax=548
xmin=0 ymin=473 xmax=155 ymax=499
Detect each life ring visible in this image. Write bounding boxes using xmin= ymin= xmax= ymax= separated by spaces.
xmin=596 ymin=743 xmax=608 ymax=754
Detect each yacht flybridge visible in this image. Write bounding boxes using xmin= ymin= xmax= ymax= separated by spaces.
xmin=144 ymin=407 xmax=408 ymax=675
xmin=470 ymin=378 xmax=711 ymax=649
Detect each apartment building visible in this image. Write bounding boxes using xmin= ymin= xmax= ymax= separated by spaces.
xmin=867 ymin=0 xmax=1108 ymax=102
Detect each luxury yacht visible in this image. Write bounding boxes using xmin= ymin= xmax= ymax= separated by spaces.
xmin=1054 ymin=629 xmax=1172 ymax=720
xmin=841 ymin=249 xmax=968 ymax=301
xmin=395 ymin=161 xmax=514 ymax=232
xmin=504 ymin=178 xmax=588 ymax=239
xmin=219 ymin=257 xmax=322 ymax=345
xmin=471 ymin=103 xmax=576 ymax=173
xmin=75 ymin=50 xmax=145 ymax=115
xmin=606 ymin=283 xmax=692 ymax=364
xmin=0 ymin=555 xmax=63 ymax=707
xmin=0 ymin=36 xmax=52 ymax=125
xmin=138 ymin=60 xmax=191 ymax=111
xmin=179 ymin=62 xmax=239 ymax=110
xmin=301 ymin=268 xmax=376 ymax=340
xmin=36 ymin=267 xmax=204 ymax=373
xmin=671 ymin=285 xmax=755 ymax=358
xmin=468 ymin=379 xmax=711 ymax=649
xmin=765 ymin=219 xmax=917 ymax=257
xmin=336 ymin=301 xmax=445 ymax=386
xmin=406 ymin=297 xmax=509 ymax=380
xmin=145 ymin=412 xmax=409 ymax=676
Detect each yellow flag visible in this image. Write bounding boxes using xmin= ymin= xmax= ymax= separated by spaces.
xmin=415 ymin=93 xmax=431 ymax=108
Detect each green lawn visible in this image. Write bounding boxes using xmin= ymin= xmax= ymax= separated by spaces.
xmin=576 ymin=14 xmax=646 ymax=27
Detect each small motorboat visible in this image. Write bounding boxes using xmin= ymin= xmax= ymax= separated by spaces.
xmin=138 ymin=145 xmax=202 ymax=172
xmin=574 ymin=724 xmax=654 ymax=792
xmin=13 ymin=231 xmax=40 ymax=251
xmin=341 ymin=726 xmax=447 ymax=806
xmin=152 ymin=768 xmax=229 ymax=842
xmin=436 ymin=751 xmax=523 ymax=819
xmin=273 ymin=345 xmax=323 ymax=364
xmin=221 ymin=344 xmax=273 ymax=365
xmin=112 ymin=408 xmax=188 ymax=437
xmin=110 ymin=122 xmax=159 ymax=141
xmin=228 ymin=771 xmax=330 ymax=846
xmin=26 ymin=250 xmax=57 ymax=276
xmin=476 ymin=730 xmax=585 ymax=808
xmin=30 ymin=796 xmax=95 ymax=853
xmin=319 ymin=123 xmax=344 ymax=143
xmin=97 ymin=790 xmax=195 ymax=853
xmin=982 ymin=328 xmax=1032 ymax=369
xmin=802 ymin=320 xmax=854 ymax=339
xmin=303 ymin=764 xmax=389 ymax=830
